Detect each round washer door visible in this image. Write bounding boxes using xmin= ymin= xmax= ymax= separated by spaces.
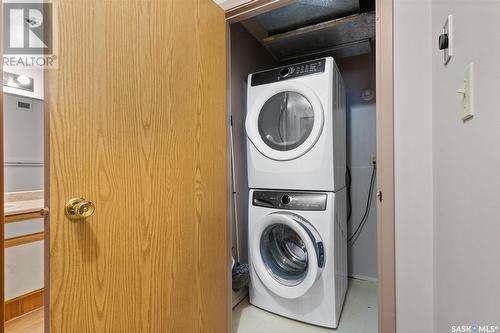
xmin=250 ymin=213 xmax=324 ymax=299
xmin=246 ymin=84 xmax=324 ymax=161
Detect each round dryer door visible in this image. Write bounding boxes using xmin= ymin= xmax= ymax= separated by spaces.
xmin=250 ymin=213 xmax=325 ymax=299
xmin=246 ymin=84 xmax=324 ymax=161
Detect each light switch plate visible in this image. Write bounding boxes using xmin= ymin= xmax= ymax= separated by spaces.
xmin=459 ymin=63 xmax=474 ymax=121
xmin=443 ymin=15 xmax=453 ymax=65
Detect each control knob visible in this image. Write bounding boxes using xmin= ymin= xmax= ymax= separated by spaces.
xmin=279 ymin=67 xmax=291 ymax=78
xmin=281 ymin=195 xmax=291 ymax=205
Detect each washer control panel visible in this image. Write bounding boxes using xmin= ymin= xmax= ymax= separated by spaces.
xmin=252 ymin=191 xmax=327 ymax=211
xmin=251 ymin=59 xmax=326 ymax=86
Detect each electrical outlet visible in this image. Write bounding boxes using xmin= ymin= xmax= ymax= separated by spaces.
xmin=370 ymin=155 xmax=377 ymax=165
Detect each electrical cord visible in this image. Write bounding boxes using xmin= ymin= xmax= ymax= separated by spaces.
xmin=348 ymin=164 xmax=377 ymax=244
xmin=346 ymin=165 xmax=352 ymax=222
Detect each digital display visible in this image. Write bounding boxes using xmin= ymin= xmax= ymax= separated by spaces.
xmin=251 ymin=59 xmax=326 ymax=86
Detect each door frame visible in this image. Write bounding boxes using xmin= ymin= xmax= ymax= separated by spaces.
xmin=375 ymin=0 xmax=396 ymax=332
xmin=0 ymin=2 xmax=5 ymax=330
xmin=224 ymin=1 xmax=396 ymax=332
xmin=0 ymin=1 xmax=394 ymax=332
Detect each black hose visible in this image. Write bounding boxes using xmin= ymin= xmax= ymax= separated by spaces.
xmin=346 ymin=165 xmax=352 ymax=223
xmin=348 ymin=165 xmax=376 ymax=244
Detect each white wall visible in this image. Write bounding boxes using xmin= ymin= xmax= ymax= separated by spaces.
xmin=5 ymin=218 xmax=43 ymax=239
xmin=432 ymin=2 xmax=500 ymax=332
xmin=5 ymin=241 xmax=44 ymax=300
xmin=337 ymin=53 xmax=378 ymax=280
xmin=4 ymin=92 xmax=45 ymax=300
xmin=394 ymin=0 xmax=434 ymax=332
xmin=4 ymin=94 xmax=44 ymax=192
xmin=347 ymin=102 xmax=377 ymax=279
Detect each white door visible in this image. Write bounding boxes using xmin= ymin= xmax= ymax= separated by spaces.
xmin=246 ymin=83 xmax=324 ymax=161
xmin=250 ymin=212 xmax=324 ymax=299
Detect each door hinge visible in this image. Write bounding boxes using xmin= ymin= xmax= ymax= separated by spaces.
xmin=377 ymin=190 xmax=383 ymax=202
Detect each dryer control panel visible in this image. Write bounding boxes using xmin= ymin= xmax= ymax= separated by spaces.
xmin=251 ymin=59 xmax=326 ymax=86
xmin=252 ymin=191 xmax=327 ymax=211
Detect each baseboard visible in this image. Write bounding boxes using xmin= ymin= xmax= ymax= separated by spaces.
xmin=5 ymin=288 xmax=44 ymax=322
xmin=349 ymin=274 xmax=379 ymax=282
xmin=232 ymin=287 xmax=248 ymax=309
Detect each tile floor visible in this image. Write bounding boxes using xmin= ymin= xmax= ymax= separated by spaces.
xmin=232 ymin=278 xmax=378 ymax=333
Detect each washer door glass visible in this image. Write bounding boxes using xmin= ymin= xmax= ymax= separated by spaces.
xmin=260 ymin=223 xmax=309 ymax=286
xmin=258 ymin=91 xmax=314 ymax=151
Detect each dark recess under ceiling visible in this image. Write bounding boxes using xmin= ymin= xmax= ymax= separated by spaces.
xmin=240 ymin=0 xmax=376 ymax=62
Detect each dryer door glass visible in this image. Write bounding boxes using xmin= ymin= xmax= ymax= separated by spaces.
xmin=258 ymin=91 xmax=314 ymax=151
xmin=260 ymin=223 xmax=309 ymax=286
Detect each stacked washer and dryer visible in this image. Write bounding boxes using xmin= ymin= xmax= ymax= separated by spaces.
xmin=245 ymin=57 xmax=348 ymax=329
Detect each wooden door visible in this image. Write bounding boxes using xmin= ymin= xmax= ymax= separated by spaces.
xmin=46 ymin=1 xmax=228 ymax=332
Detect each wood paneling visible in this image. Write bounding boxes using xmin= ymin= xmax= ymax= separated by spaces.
xmin=4 ymin=232 xmax=44 ymax=248
xmin=47 ymin=0 xmax=227 ymax=332
xmin=5 ymin=289 xmax=44 ymax=322
xmin=5 ymin=212 xmax=42 ymax=224
xmin=376 ymin=0 xmax=396 ymax=332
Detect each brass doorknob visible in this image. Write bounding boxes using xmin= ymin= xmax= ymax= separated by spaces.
xmin=40 ymin=207 xmax=50 ymax=216
xmin=65 ymin=198 xmax=96 ymax=220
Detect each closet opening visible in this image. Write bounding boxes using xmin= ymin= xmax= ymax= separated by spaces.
xmin=228 ymin=1 xmax=381 ymax=331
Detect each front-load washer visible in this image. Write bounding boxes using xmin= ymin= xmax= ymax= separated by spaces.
xmin=246 ymin=57 xmax=346 ymax=192
xmin=248 ymin=189 xmax=348 ymax=328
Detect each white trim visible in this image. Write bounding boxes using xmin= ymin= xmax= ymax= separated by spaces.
xmin=213 ymin=0 xmax=255 ymax=11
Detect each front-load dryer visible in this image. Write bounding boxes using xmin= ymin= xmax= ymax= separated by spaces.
xmin=248 ymin=189 xmax=348 ymax=328
xmin=246 ymin=57 xmax=346 ymax=192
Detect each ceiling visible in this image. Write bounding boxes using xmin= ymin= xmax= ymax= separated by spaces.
xmin=254 ymin=0 xmax=361 ymax=35
xmin=240 ymin=0 xmax=376 ymax=62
